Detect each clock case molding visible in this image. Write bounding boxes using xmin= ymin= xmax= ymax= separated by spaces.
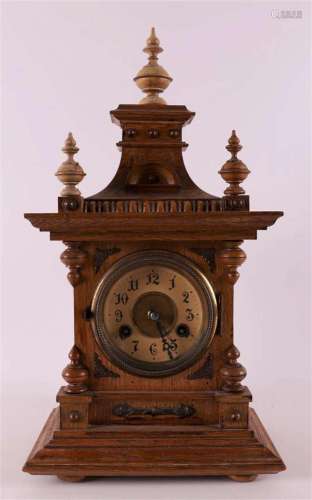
xmin=23 ymin=30 xmax=285 ymax=482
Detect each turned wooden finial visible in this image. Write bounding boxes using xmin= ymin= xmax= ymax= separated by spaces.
xmin=219 ymin=130 xmax=250 ymax=196
xmin=62 ymin=345 xmax=88 ymax=394
xmin=217 ymin=241 xmax=247 ymax=285
xmin=133 ymin=27 xmax=173 ymax=105
xmin=60 ymin=242 xmax=87 ymax=287
xmin=55 ymin=133 xmax=86 ymax=196
xmin=220 ymin=345 xmax=247 ymax=392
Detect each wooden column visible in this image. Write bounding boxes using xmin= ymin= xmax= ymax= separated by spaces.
xmin=216 ymin=241 xmax=250 ymax=431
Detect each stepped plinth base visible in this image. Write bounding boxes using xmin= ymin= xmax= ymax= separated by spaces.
xmin=23 ymin=407 xmax=285 ymax=481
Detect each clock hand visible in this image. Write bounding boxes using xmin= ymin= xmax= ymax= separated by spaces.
xmin=147 ymin=310 xmax=174 ymax=360
xmin=156 ymin=319 xmax=174 ymax=360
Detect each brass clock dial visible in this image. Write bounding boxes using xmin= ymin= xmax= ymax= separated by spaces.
xmin=91 ymin=251 xmax=217 ymax=377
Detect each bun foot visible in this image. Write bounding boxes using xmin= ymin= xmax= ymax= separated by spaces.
xmin=57 ymin=475 xmax=86 ymax=482
xmin=228 ymin=474 xmax=257 ymax=482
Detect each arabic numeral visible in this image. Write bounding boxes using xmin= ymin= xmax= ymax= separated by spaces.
xmin=146 ymin=270 xmax=160 ymax=285
xmin=114 ymin=292 xmax=129 ymax=305
xmin=169 ymin=275 xmax=176 ymax=290
xmin=115 ymin=309 xmax=123 ymax=322
xmin=128 ymin=278 xmax=139 ymax=292
xmin=163 ymin=338 xmax=178 ymax=352
xmin=182 ymin=291 xmax=192 ymax=303
xmin=149 ymin=343 xmax=158 ymax=355
xmin=131 ymin=340 xmax=139 ymax=353
xmin=185 ymin=308 xmax=195 ymax=321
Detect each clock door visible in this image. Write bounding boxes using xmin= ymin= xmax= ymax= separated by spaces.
xmin=91 ymin=250 xmax=217 ymax=377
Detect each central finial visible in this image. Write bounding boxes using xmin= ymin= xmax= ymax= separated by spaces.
xmin=133 ymin=27 xmax=173 ymax=105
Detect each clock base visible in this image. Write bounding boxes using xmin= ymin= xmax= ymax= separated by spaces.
xmin=23 ymin=406 xmax=285 ymax=480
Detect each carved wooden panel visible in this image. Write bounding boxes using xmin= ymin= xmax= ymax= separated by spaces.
xmin=187 ymin=353 xmax=214 ymax=380
xmin=191 ymin=248 xmax=215 ymax=273
xmin=93 ymin=353 xmax=120 ymax=379
xmin=94 ymin=247 xmax=121 ymax=273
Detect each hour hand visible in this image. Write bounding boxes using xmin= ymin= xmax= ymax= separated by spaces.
xmin=147 ymin=310 xmax=173 ymax=360
xmin=156 ymin=322 xmax=174 ymax=360
xmin=147 ymin=310 xmax=167 ymax=339
xmin=156 ymin=320 xmax=168 ymax=340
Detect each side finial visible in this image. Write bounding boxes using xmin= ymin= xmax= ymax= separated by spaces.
xmin=62 ymin=345 xmax=88 ymax=393
xmin=218 ymin=130 xmax=250 ymax=196
xmin=133 ymin=27 xmax=173 ymax=105
xmin=55 ymin=133 xmax=86 ymax=196
xmin=220 ymin=345 xmax=247 ymax=392
xmin=226 ymin=130 xmax=242 ymax=159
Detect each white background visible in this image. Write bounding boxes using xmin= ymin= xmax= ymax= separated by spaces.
xmin=1 ymin=1 xmax=311 ymax=499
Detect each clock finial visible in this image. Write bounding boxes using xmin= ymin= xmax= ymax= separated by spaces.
xmin=218 ymin=130 xmax=250 ymax=196
xmin=133 ymin=27 xmax=173 ymax=105
xmin=55 ymin=132 xmax=86 ymax=196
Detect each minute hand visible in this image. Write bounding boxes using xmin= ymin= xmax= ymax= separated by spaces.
xmin=156 ymin=320 xmax=174 ymax=360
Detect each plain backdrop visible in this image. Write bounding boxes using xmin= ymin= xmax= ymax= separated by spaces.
xmin=1 ymin=1 xmax=311 ymax=499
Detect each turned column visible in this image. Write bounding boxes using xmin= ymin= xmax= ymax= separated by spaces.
xmin=55 ymin=134 xmax=89 ymax=393
xmin=217 ymin=131 xmax=251 ymax=389
xmin=59 ymin=242 xmax=88 ymax=397
xmin=217 ymin=241 xmax=247 ymax=390
xmin=216 ymin=240 xmax=250 ymax=435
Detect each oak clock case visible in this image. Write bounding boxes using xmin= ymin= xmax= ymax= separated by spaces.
xmin=23 ymin=28 xmax=286 ymax=482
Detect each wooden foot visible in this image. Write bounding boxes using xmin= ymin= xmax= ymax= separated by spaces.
xmin=229 ymin=474 xmax=257 ymax=482
xmin=57 ymin=475 xmax=86 ymax=482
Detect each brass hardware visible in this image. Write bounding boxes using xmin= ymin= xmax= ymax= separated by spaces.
xmin=69 ymin=410 xmax=81 ymax=422
xmin=126 ymin=128 xmax=136 ymax=138
xmin=169 ymin=129 xmax=180 ymax=138
xmin=113 ymin=402 xmax=196 ymax=418
xmin=61 ymin=198 xmax=79 ymax=211
xmin=148 ymin=129 xmax=159 ymax=138
xmin=231 ymin=409 xmax=241 ymax=422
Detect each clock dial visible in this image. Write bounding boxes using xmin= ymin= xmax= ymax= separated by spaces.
xmin=91 ymin=251 xmax=217 ymax=377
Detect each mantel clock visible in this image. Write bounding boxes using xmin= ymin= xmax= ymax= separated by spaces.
xmin=23 ymin=28 xmax=286 ymax=482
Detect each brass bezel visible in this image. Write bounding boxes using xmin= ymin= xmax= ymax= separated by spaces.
xmin=91 ymin=250 xmax=218 ymax=378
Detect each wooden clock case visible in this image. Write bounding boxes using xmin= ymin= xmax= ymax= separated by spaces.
xmin=23 ymin=104 xmax=285 ymax=482
xmin=23 ymin=32 xmax=285 ymax=482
